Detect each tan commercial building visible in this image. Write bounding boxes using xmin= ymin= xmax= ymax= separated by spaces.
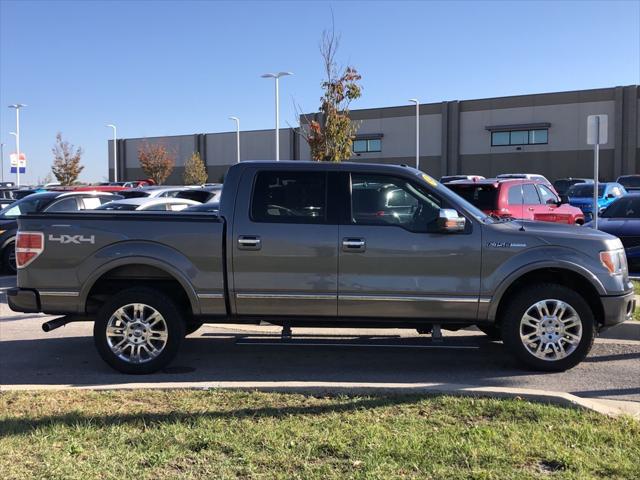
xmin=111 ymin=85 xmax=639 ymax=183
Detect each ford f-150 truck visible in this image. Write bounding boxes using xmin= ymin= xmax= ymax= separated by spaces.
xmin=8 ymin=162 xmax=636 ymax=374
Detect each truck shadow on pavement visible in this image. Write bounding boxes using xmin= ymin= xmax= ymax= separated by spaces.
xmin=1 ymin=334 xmax=639 ymax=404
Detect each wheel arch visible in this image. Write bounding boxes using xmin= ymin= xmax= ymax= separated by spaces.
xmin=488 ymin=262 xmax=605 ymax=326
xmin=81 ymin=257 xmax=200 ymax=317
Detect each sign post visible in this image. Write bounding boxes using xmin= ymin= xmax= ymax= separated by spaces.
xmin=9 ymin=153 xmax=26 ymax=175
xmin=587 ymin=114 xmax=608 ymax=230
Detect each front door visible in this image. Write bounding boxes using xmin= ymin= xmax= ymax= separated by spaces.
xmin=232 ymin=169 xmax=338 ymax=318
xmin=338 ymin=172 xmax=482 ymax=321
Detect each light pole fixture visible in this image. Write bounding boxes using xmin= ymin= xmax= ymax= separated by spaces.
xmin=106 ymin=124 xmax=118 ymax=182
xmin=261 ymin=71 xmax=293 ymax=161
xmin=408 ymin=99 xmax=420 ymax=171
xmin=229 ymin=116 xmax=240 ymax=163
xmin=8 ymin=103 xmax=26 ymax=186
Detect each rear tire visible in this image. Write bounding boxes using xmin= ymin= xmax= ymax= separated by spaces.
xmin=2 ymin=240 xmax=16 ymax=274
xmin=94 ymin=287 xmax=185 ymax=374
xmin=501 ymin=283 xmax=595 ymax=372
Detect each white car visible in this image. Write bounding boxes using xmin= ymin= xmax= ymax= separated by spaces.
xmin=496 ymin=173 xmax=552 ymax=186
xmin=95 ymin=197 xmax=200 ymax=212
xmin=118 ymin=186 xmax=197 ymax=199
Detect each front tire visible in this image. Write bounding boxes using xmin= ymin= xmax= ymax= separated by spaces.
xmin=501 ymin=283 xmax=595 ymax=372
xmin=94 ymin=287 xmax=185 ymax=374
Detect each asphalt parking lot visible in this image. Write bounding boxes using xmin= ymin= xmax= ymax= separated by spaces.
xmin=1 ymin=275 xmax=639 ymax=403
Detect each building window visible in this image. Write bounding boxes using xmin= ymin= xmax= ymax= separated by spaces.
xmin=491 ymin=128 xmax=549 ymax=146
xmin=353 ymin=138 xmax=382 ymax=153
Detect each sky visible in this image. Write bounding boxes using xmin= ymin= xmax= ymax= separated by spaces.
xmin=0 ymin=0 xmax=639 ymax=184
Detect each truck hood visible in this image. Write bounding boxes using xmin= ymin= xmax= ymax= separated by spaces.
xmin=492 ymin=219 xmax=622 ymax=251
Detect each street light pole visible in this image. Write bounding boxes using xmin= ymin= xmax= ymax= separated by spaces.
xmin=408 ymin=99 xmax=420 ymax=171
xmin=8 ymin=104 xmax=26 ymax=187
xmin=229 ymin=117 xmax=240 ymax=163
xmin=106 ymin=124 xmax=118 ymax=182
xmin=0 ymin=142 xmax=4 ymax=183
xmin=261 ymin=72 xmax=293 ymax=161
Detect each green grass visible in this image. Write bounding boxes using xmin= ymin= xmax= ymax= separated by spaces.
xmin=1 ymin=390 xmax=638 ymax=479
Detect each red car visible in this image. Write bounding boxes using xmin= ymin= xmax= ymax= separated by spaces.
xmin=447 ymin=178 xmax=585 ymax=225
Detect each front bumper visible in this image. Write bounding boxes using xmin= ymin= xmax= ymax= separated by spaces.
xmin=7 ymin=287 xmax=40 ymax=313
xmin=600 ymin=290 xmax=636 ymax=327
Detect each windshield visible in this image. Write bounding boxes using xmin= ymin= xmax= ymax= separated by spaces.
xmin=0 ymin=195 xmax=54 ymax=217
xmin=618 ymin=176 xmax=640 ymax=188
xmin=415 ymin=173 xmax=491 ymax=222
xmin=567 ymin=184 xmax=605 ymax=197
xmin=601 ymin=196 xmax=640 ymax=218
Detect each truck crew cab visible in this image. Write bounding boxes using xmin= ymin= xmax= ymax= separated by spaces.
xmin=8 ymin=162 xmax=636 ymax=374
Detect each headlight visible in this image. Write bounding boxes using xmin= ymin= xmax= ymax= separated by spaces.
xmin=600 ymin=249 xmax=628 ymax=276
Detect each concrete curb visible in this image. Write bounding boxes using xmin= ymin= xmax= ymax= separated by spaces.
xmin=2 ymin=381 xmax=638 ymax=419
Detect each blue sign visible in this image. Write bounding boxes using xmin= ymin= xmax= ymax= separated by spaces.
xmin=10 ymin=167 xmax=26 ymax=174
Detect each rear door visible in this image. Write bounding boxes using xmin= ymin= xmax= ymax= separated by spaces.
xmin=232 ymin=169 xmax=338 ymax=317
xmin=506 ymin=183 xmax=540 ymax=220
xmin=338 ymin=172 xmax=482 ymax=320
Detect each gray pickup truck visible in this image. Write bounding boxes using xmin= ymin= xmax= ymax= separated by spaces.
xmin=8 ymin=162 xmax=636 ymax=374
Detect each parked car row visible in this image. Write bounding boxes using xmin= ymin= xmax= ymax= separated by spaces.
xmin=441 ymin=173 xmax=640 ymax=272
xmin=0 ymin=183 xmax=223 ymax=273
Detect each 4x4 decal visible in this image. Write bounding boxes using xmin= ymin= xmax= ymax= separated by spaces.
xmin=48 ymin=234 xmax=95 ymax=245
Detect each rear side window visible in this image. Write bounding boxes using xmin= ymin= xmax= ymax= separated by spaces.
xmin=448 ymin=184 xmax=498 ymax=211
xmin=45 ymin=197 xmax=79 ymax=212
xmin=251 ymin=171 xmax=326 ymax=223
xmin=508 ymin=186 xmax=523 ymax=205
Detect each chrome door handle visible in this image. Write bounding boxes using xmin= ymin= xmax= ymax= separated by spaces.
xmin=238 ymin=236 xmax=261 ymax=250
xmin=342 ymin=238 xmax=366 ymax=252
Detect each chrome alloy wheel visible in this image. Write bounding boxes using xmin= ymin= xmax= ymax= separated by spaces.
xmin=519 ymin=299 xmax=582 ymax=361
xmin=106 ymin=303 xmax=168 ymax=364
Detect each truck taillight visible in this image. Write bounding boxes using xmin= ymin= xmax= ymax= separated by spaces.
xmin=16 ymin=231 xmax=44 ymax=269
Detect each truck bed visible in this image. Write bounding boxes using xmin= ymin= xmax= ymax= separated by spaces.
xmin=16 ymin=212 xmax=226 ymax=317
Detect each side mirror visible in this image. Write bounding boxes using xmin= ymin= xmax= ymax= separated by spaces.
xmin=437 ymin=208 xmax=466 ymax=233
xmin=559 ymin=194 xmax=568 ymax=204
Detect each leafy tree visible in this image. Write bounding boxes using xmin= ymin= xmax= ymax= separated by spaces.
xmin=301 ymin=24 xmax=362 ymax=162
xmin=138 ymin=142 xmax=175 ymax=185
xmin=51 ymin=133 xmax=84 ymax=185
xmin=183 ymin=152 xmax=208 ymax=185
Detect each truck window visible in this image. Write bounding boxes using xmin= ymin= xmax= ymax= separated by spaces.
xmin=522 ymin=184 xmax=541 ymax=204
xmin=351 ymin=174 xmax=441 ymax=232
xmin=44 ymin=197 xmax=80 ymax=212
xmin=537 ymin=185 xmax=558 ymax=204
xmin=251 ymin=171 xmax=326 ymax=223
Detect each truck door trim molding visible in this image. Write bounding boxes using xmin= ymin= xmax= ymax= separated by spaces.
xmin=236 ymin=293 xmax=336 ymax=300
xmin=197 ymin=293 xmax=225 ymax=299
xmin=40 ymin=291 xmax=80 ymax=297
xmin=339 ymin=294 xmax=479 ymax=303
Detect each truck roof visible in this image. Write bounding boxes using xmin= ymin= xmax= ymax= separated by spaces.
xmin=230 ymin=160 xmax=426 ymax=176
